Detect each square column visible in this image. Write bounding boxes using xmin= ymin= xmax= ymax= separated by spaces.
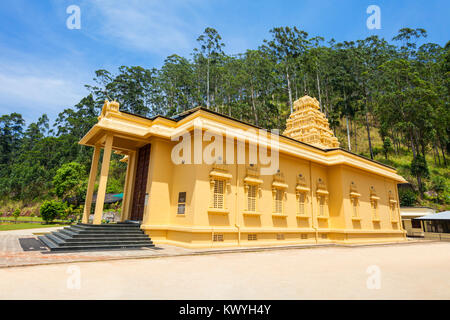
xmin=121 ymin=151 xmax=136 ymax=221
xmin=93 ymin=135 xmax=114 ymax=224
xmin=82 ymin=145 xmax=101 ymax=223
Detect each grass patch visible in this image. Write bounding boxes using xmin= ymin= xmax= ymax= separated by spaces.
xmin=0 ymin=223 xmax=66 ymax=231
xmin=0 ymin=216 xmax=70 ymax=223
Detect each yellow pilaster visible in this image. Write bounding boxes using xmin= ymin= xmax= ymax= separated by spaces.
xmin=82 ymin=145 xmax=101 ymax=223
xmin=121 ymin=151 xmax=136 ymax=221
xmin=93 ymin=135 xmax=113 ymax=225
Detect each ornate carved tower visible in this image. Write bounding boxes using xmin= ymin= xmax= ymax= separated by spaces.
xmin=283 ymin=95 xmax=340 ymax=149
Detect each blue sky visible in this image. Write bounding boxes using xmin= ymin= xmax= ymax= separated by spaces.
xmin=0 ymin=0 xmax=449 ymax=124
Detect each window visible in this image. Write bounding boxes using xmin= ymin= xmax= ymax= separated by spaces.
xmin=371 ymin=200 xmax=378 ymax=219
xmin=352 ymin=198 xmax=359 ymax=217
xmin=274 ymin=189 xmax=284 ymax=213
xmin=411 ymin=219 xmax=422 ymax=229
xmin=390 ymin=203 xmax=396 ymax=220
xmin=213 ymin=234 xmax=224 ymax=242
xmin=318 ymin=196 xmax=325 ymax=216
xmin=177 ymin=192 xmax=186 ymax=214
xmin=301 ymin=234 xmax=308 ymax=240
xmin=277 ymin=233 xmax=285 ymax=240
xmin=213 ymin=179 xmax=225 ymax=209
xmin=298 ymin=193 xmax=305 ymax=215
xmin=248 ymin=234 xmax=257 ymax=241
xmin=247 ymin=185 xmax=257 ymax=212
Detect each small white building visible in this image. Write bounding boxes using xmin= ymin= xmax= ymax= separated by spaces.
xmin=400 ymin=207 xmax=435 ymax=237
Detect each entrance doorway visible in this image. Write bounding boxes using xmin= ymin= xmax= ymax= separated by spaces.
xmin=130 ymin=144 xmax=151 ymax=221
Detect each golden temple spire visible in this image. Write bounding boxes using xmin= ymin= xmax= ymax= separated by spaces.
xmin=283 ymin=95 xmax=340 ymax=149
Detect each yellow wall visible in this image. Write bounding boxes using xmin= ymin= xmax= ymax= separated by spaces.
xmin=140 ymin=135 xmax=406 ymax=248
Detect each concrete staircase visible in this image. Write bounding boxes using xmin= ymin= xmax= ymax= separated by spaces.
xmin=38 ymin=222 xmax=154 ymax=252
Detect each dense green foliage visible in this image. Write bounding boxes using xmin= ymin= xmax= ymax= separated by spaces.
xmin=12 ymin=208 xmax=20 ymax=222
xmin=399 ymin=188 xmax=418 ymax=207
xmin=52 ymin=162 xmax=87 ymax=205
xmin=0 ymin=26 xmax=448 ymax=210
xmin=40 ymin=200 xmax=67 ymax=223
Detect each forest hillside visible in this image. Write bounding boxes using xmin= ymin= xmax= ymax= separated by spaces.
xmin=0 ymin=26 xmax=448 ymax=217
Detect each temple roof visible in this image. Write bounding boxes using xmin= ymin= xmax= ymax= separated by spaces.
xmin=283 ymin=95 xmax=340 ymax=149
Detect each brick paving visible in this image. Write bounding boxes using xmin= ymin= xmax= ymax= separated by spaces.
xmin=0 ymin=227 xmax=433 ymax=268
xmin=1 ymin=242 xmax=449 ymax=299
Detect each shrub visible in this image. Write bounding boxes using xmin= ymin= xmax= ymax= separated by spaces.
xmin=40 ymin=200 xmax=66 ymax=224
xmin=382 ymin=137 xmax=392 ymax=159
xmin=52 ymin=162 xmax=87 ymax=204
xmin=431 ymin=175 xmax=447 ymax=194
xmin=399 ymin=188 xmax=417 ymax=207
xmin=12 ymin=208 xmax=21 ymax=222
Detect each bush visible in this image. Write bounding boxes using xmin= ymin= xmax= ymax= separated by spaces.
xmin=382 ymin=137 xmax=392 ymax=159
xmin=399 ymin=188 xmax=417 ymax=207
xmin=12 ymin=208 xmax=21 ymax=222
xmin=40 ymin=200 xmax=66 ymax=224
xmin=52 ymin=162 xmax=87 ymax=204
xmin=431 ymin=175 xmax=447 ymax=193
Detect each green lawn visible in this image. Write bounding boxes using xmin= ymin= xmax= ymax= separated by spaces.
xmin=0 ymin=216 xmax=71 ymax=223
xmin=0 ymin=223 xmax=66 ymax=231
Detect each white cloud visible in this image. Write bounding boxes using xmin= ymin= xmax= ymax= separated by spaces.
xmin=83 ymin=0 xmax=209 ymax=55
xmin=0 ymin=48 xmax=90 ymax=123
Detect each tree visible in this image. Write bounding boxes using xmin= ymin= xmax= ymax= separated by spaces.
xmin=399 ymin=188 xmax=417 ymax=207
xmin=12 ymin=208 xmax=20 ymax=223
xmin=195 ymin=27 xmax=225 ymax=109
xmin=0 ymin=113 xmax=24 ymax=165
xmin=53 ymin=162 xmax=87 ymax=205
xmin=411 ymin=155 xmax=430 ymax=197
xmin=263 ymin=27 xmax=309 ymax=113
xmin=40 ymin=200 xmax=66 ymax=224
xmin=383 ymin=137 xmax=392 ymax=160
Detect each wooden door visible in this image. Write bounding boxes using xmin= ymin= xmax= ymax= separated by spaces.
xmin=130 ymin=144 xmax=151 ymax=221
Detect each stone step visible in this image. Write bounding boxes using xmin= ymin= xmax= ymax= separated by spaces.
xmin=70 ymin=228 xmax=145 ymax=234
xmin=59 ymin=229 xmax=79 ymax=237
xmin=38 ymin=240 xmax=155 ymax=252
xmin=38 ymin=223 xmax=155 ymax=252
xmin=46 ymin=234 xmax=66 ymax=245
xmin=78 ymin=223 xmax=141 ymax=228
xmin=38 ymin=235 xmax=58 ymax=250
xmin=51 ymin=233 xmax=151 ymax=243
xmin=67 ymin=232 xmax=148 ymax=238
xmin=56 ymin=239 xmax=153 ymax=247
xmin=74 ymin=224 xmax=141 ymax=231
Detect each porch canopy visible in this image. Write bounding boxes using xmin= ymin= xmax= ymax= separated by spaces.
xmin=415 ymin=211 xmax=450 ymax=220
xmin=415 ymin=211 xmax=450 ymax=234
xmin=78 ymin=100 xmax=175 ymax=224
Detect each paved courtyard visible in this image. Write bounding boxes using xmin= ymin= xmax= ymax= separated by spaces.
xmin=0 ymin=241 xmax=449 ymax=299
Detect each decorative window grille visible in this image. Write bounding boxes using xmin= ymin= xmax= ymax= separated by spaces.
xmin=390 ymin=203 xmax=396 ymax=219
xmin=318 ymin=196 xmax=325 ymax=216
xmin=247 ymin=185 xmax=257 ymax=212
xmin=352 ymin=198 xmax=359 ymax=217
xmin=213 ymin=179 xmax=225 ymax=209
xmin=213 ymin=234 xmax=224 ymax=242
xmin=177 ymin=192 xmax=186 ymax=214
xmin=301 ymin=234 xmax=308 ymax=240
xmin=276 ymin=233 xmax=285 ymax=240
xmin=274 ymin=189 xmax=283 ymax=213
xmin=298 ymin=193 xmax=305 ymax=215
xmin=248 ymin=234 xmax=257 ymax=241
xmin=372 ymin=200 xmax=378 ymax=219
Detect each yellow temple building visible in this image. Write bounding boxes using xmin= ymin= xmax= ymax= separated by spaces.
xmin=79 ymin=95 xmax=408 ymax=248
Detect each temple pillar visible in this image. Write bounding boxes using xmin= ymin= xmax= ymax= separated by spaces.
xmin=82 ymin=145 xmax=101 ymax=223
xmin=93 ymin=135 xmax=114 ymax=225
xmin=121 ymin=151 xmax=136 ymax=221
